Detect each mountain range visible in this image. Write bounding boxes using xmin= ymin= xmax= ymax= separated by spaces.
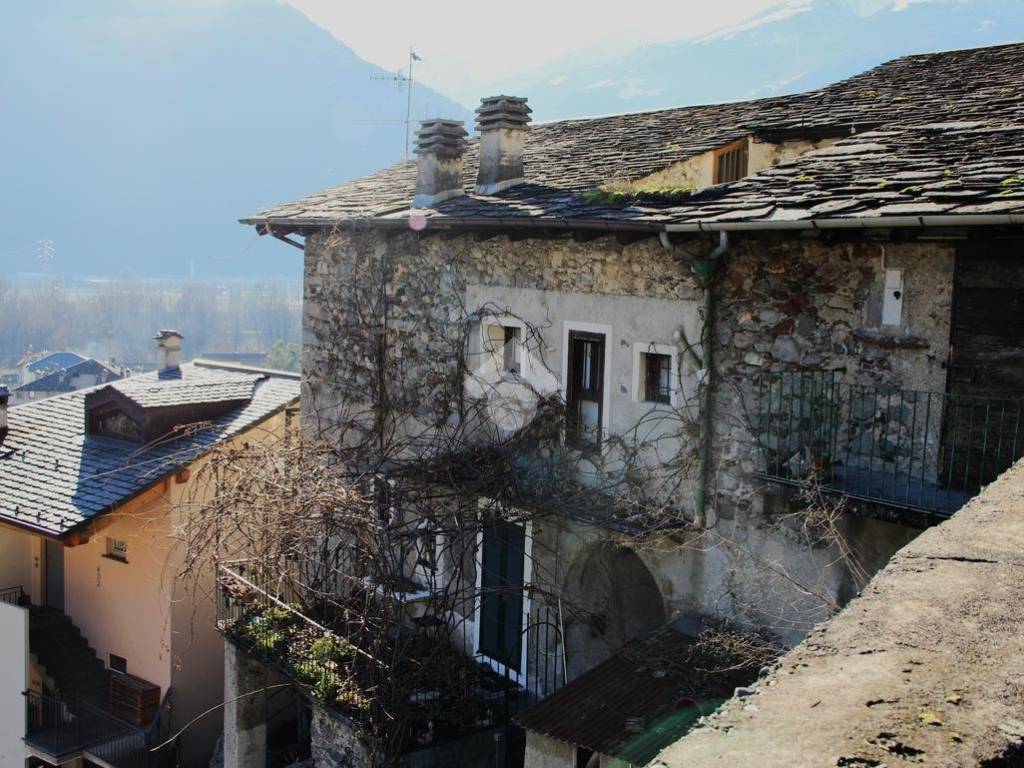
xmin=2 ymin=0 xmax=1023 ymax=279
xmin=497 ymin=0 xmax=1024 ymax=121
xmin=0 ymin=0 xmax=468 ymax=280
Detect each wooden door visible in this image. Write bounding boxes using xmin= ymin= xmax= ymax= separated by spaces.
xmin=942 ymin=242 xmax=1024 ymax=490
xmin=478 ymin=520 xmax=526 ymax=674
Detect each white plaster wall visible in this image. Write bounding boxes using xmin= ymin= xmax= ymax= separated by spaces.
xmin=464 ymin=285 xmax=703 ymax=442
xmin=0 ymin=602 xmax=28 ymax=768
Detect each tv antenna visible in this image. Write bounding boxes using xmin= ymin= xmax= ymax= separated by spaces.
xmin=370 ymin=47 xmax=422 ymax=160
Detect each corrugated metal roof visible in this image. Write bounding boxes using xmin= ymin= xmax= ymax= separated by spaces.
xmin=516 ymin=629 xmax=744 ymax=762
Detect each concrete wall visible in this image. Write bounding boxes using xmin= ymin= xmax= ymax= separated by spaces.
xmin=524 ymin=731 xmax=576 ymax=768
xmin=0 ymin=601 xmax=28 ymax=768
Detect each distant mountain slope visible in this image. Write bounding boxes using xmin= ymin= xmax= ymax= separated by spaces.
xmin=497 ymin=0 xmax=1024 ymax=121
xmin=0 ymin=0 xmax=469 ymax=279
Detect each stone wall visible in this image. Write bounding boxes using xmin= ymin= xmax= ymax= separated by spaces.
xmin=310 ymin=704 xmax=372 ymax=768
xmin=302 ymin=228 xmax=950 ymax=651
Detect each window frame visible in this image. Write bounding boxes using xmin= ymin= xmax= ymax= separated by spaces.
xmin=712 ymin=138 xmax=749 ymax=184
xmin=104 ymin=537 xmax=129 ymax=563
xmin=562 ymin=321 xmax=612 ymax=451
xmin=632 ymin=342 xmax=680 ymax=407
xmin=472 ymin=498 xmax=533 ymax=687
xmin=478 ymin=316 xmax=528 ymax=378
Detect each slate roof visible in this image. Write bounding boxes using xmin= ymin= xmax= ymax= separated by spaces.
xmin=110 ymin=374 xmax=258 ymax=408
xmin=0 ymin=362 xmax=299 ymax=537
xmin=15 ymin=358 xmax=122 ymax=394
xmin=24 ymin=351 xmax=87 ymax=375
xmin=244 ymin=42 xmax=1024 ymax=233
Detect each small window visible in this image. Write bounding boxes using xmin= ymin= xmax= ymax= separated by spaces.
xmin=642 ymin=353 xmax=672 ymax=404
xmin=105 ymin=537 xmax=128 ymax=563
xmin=713 ymin=138 xmax=749 ymax=184
xmin=484 ymin=323 xmax=522 ymax=374
xmin=90 ymin=404 xmax=142 ymax=441
xmin=109 ymin=654 xmax=127 ymax=674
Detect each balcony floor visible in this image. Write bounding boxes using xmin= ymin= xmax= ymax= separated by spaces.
xmin=825 ymin=466 xmax=973 ymax=517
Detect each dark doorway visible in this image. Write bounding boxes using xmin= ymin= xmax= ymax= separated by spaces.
xmin=44 ymin=539 xmax=64 ymax=611
xmin=942 ymin=242 xmax=1024 ymax=490
xmin=478 ymin=520 xmax=527 ymax=675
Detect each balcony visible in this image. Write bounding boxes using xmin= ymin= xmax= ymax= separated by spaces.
xmin=756 ymin=371 xmax=1024 ymax=519
xmin=216 ymin=562 xmax=564 ymax=762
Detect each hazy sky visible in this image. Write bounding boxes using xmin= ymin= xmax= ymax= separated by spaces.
xmin=285 ymin=0 xmax=804 ymax=99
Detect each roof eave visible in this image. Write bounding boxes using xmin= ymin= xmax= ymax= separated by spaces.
xmin=664 ymin=212 xmax=1024 ymax=233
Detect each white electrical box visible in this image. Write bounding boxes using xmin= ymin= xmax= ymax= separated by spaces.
xmin=882 ymin=269 xmax=904 ymax=326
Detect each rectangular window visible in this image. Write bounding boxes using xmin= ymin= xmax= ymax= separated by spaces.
xmin=713 ymin=139 xmax=749 ymax=184
xmin=109 ymin=654 xmax=127 ymax=674
xmin=485 ymin=323 xmax=522 ymax=374
xmin=566 ymin=331 xmax=606 ymax=449
xmin=643 ymin=352 xmax=672 ymax=404
xmin=105 ymin=538 xmax=128 ymax=563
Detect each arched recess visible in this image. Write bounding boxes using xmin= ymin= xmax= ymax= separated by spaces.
xmin=561 ymin=542 xmax=666 ymax=681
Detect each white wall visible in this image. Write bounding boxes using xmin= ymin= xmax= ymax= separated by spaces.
xmin=465 ymin=285 xmax=702 ymax=441
xmin=0 ymin=601 xmax=28 ymax=768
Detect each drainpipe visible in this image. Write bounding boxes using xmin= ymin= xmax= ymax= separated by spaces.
xmin=663 ymin=231 xmax=729 ymax=526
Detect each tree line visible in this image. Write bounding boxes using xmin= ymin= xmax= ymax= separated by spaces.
xmin=0 ymin=278 xmax=302 ymax=370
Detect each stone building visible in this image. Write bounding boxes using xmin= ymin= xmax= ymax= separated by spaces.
xmin=233 ymin=42 xmax=1024 ymax=767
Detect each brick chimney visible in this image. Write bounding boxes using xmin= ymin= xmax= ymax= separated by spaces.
xmin=0 ymin=385 xmax=8 ymax=441
xmin=475 ymin=96 xmax=531 ymax=194
xmin=413 ymin=119 xmax=468 ymax=208
xmin=154 ymin=330 xmax=184 ymax=374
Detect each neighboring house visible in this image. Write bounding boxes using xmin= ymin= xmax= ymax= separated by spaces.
xmin=17 ymin=351 xmax=87 ymax=388
xmin=229 ymin=43 xmax=1024 ymax=767
xmin=11 ymin=358 xmax=123 ymax=404
xmin=0 ymin=331 xmax=299 ymax=768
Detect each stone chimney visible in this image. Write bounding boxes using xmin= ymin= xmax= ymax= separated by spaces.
xmin=0 ymin=385 xmax=9 ymax=441
xmin=154 ymin=330 xmax=184 ymax=374
xmin=475 ymin=96 xmax=531 ymax=194
xmin=413 ymin=119 xmax=468 ymax=208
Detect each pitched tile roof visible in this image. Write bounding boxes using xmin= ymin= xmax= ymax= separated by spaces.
xmin=243 ymin=43 xmax=1024 ymax=233
xmin=0 ymin=362 xmax=299 ymax=537
xmin=15 ymin=359 xmax=122 ymax=394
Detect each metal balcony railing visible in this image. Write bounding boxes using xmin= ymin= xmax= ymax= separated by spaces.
xmin=24 ymin=687 xmax=171 ymax=768
xmin=756 ymin=371 xmax=1024 ymax=516
xmin=0 ymin=585 xmax=27 ymax=606
xmin=26 ymin=691 xmax=147 ymax=767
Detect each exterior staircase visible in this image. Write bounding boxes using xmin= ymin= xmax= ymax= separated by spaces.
xmin=29 ymin=606 xmax=109 ymax=704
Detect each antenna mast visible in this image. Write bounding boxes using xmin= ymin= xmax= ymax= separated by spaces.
xmin=370 ymin=47 xmax=422 ymax=160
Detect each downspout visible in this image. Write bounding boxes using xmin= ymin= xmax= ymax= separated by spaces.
xmin=663 ymin=231 xmax=729 ymax=526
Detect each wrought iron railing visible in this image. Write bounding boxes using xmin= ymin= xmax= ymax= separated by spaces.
xmin=25 ymin=690 xmax=151 ymax=768
xmin=0 ymin=585 xmax=27 ymax=606
xmin=756 ymin=371 xmax=1024 ymax=516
